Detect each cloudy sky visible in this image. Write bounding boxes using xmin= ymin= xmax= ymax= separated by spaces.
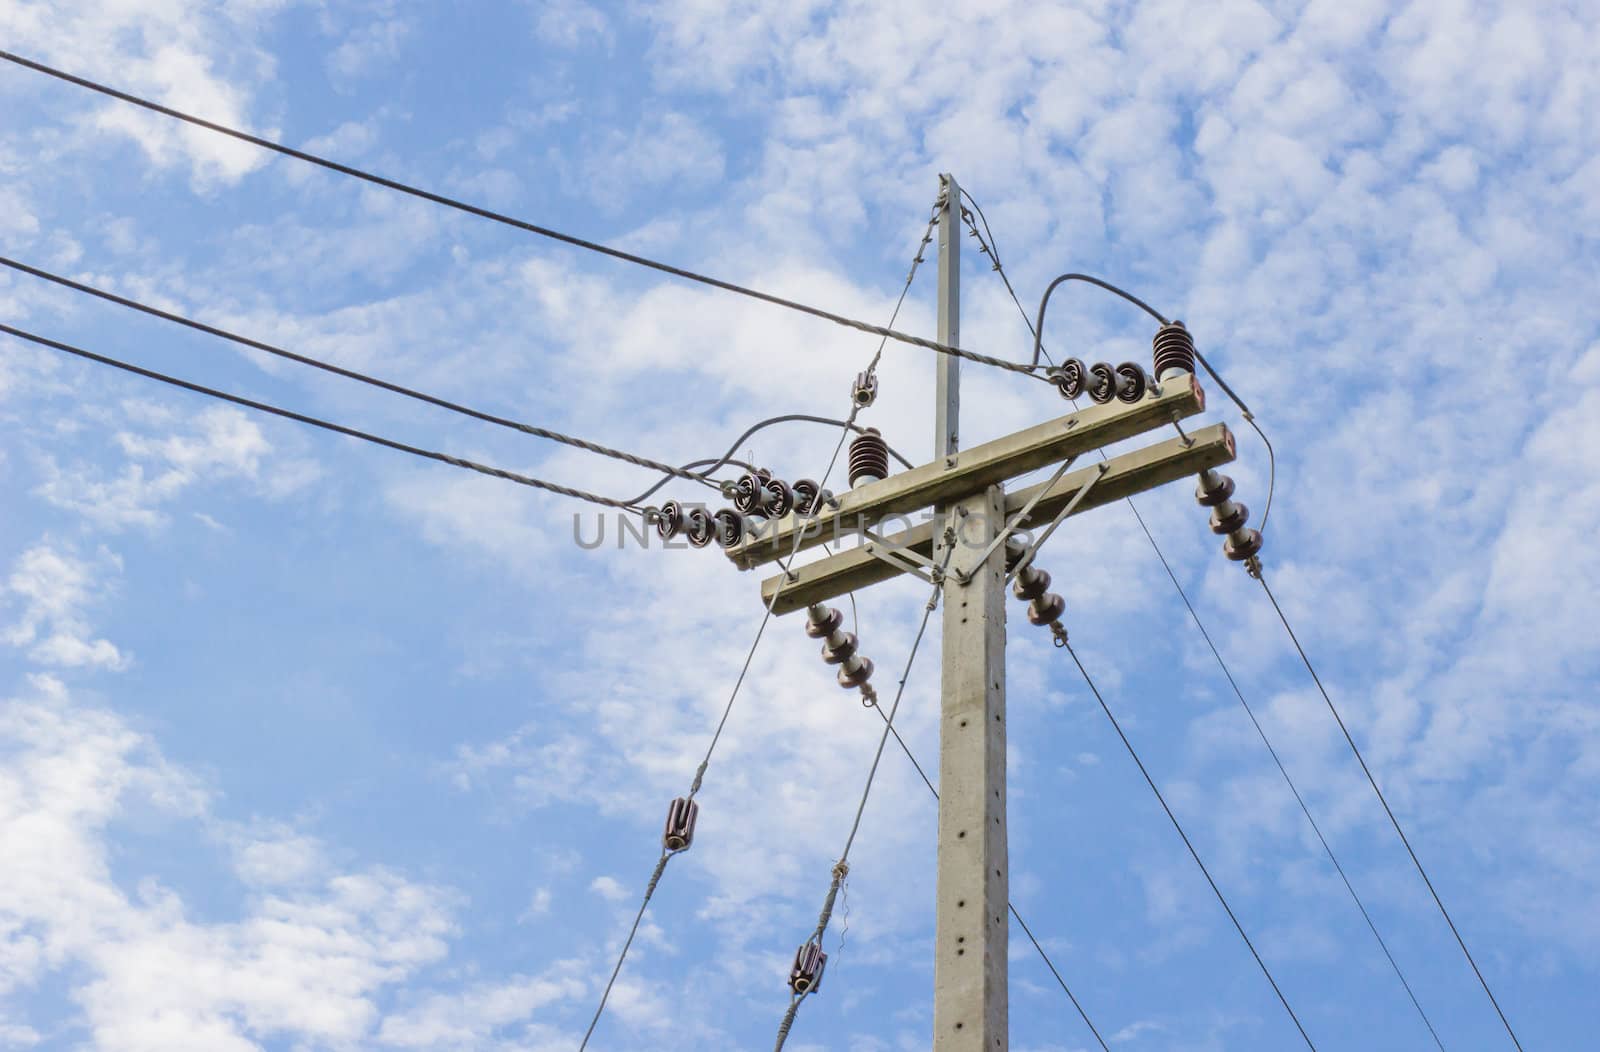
xmin=1 ymin=1 xmax=1596 ymax=1050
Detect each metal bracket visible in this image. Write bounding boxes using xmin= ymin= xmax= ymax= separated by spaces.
xmin=1006 ymin=462 xmax=1110 ymax=583
xmin=861 ymin=529 xmax=942 ymax=586
xmin=957 ymin=456 xmax=1078 ymax=585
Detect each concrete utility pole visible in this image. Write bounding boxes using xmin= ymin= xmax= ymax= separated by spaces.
xmin=724 ymin=175 xmax=1235 ymax=1050
xmin=930 ymin=171 xmax=1009 ymax=1052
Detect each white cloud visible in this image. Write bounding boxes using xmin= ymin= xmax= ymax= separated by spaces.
xmin=1 ymin=543 xmax=128 ymax=672
xmin=0 ymin=676 xmax=458 ymax=1048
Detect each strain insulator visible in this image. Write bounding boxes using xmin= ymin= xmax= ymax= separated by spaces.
xmin=837 ymin=657 xmax=874 ymax=689
xmin=732 ymin=471 xmax=770 ymax=516
xmin=1050 ymin=358 xmax=1089 ymax=400
xmin=804 ymin=604 xmax=843 ymax=638
xmin=1012 ymin=566 xmax=1052 ymax=602
xmin=1086 ymin=362 xmax=1118 ymax=404
xmin=793 ymin=479 xmax=827 ymax=517
xmin=1152 ymin=320 xmax=1197 ymax=381
xmin=821 ymin=632 xmax=859 ymax=665
xmin=655 ymin=500 xmax=685 ymax=541
xmin=1209 ymin=501 xmax=1249 ymax=535
xmin=713 ymin=508 xmax=745 ymax=548
xmin=848 ymin=428 xmax=890 ymax=488
xmin=1028 ymin=592 xmax=1066 ymax=626
xmin=662 ymin=796 xmax=699 ymax=852
xmin=762 ymin=477 xmax=795 ymax=518
xmin=789 ymin=940 xmax=828 ymax=995
xmin=1225 ymin=528 xmax=1264 ymax=562
xmin=1195 ymin=470 xmax=1235 ymax=507
xmin=852 ymin=370 xmax=879 ymax=408
xmin=1115 ymin=362 xmax=1149 ymax=403
xmin=683 ymin=506 xmax=715 ymax=548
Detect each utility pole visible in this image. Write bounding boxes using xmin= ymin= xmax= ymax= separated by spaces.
xmin=930 ymin=172 xmax=1010 ymax=1051
xmin=725 ymin=175 xmax=1234 ymax=1049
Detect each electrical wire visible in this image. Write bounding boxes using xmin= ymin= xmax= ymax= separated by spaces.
xmin=1128 ymin=500 xmax=1446 ymax=1050
xmin=0 ymin=49 xmax=1052 ymax=384
xmin=0 ymin=254 xmax=720 ymax=493
xmin=774 ymin=545 xmax=952 ymax=1051
xmin=1258 ymin=573 xmax=1524 ymax=1051
xmin=859 ymin=697 xmax=1111 ymax=1051
xmin=1060 ymin=640 xmax=1319 ymax=1051
xmin=957 ymin=187 xmax=1054 ymax=368
xmin=0 ymin=323 xmax=640 ymax=510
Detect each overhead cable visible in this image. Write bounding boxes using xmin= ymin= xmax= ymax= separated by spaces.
xmin=0 ymin=323 xmax=638 ymax=509
xmin=1258 ymin=573 xmax=1524 ymax=1051
xmin=0 ymin=49 xmax=1050 ymax=384
xmin=0 ymin=255 xmax=716 ymax=492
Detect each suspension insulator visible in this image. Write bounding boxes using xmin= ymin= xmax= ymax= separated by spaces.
xmin=683 ymin=506 xmax=715 ymax=548
xmin=732 ymin=471 xmax=770 ymax=516
xmin=792 ymin=479 xmax=826 ymax=517
xmin=1224 ymin=528 xmax=1264 ymax=562
xmin=837 ymin=657 xmax=874 ymax=689
xmin=662 ymin=796 xmax=699 ymax=852
xmin=655 ymin=500 xmax=685 ymax=541
xmin=712 ymin=508 xmax=746 ymax=548
xmin=761 ymin=477 xmax=795 ymax=518
xmin=804 ymin=604 xmax=843 ymax=639
xmin=789 ymin=940 xmax=828 ymax=995
xmin=1050 ymin=358 xmax=1089 ymax=400
xmin=1086 ymin=362 xmax=1118 ymax=404
xmin=1012 ymin=566 xmax=1052 ymax=602
xmin=1115 ymin=362 xmax=1149 ymax=403
xmin=1194 ymin=470 xmax=1235 ymax=507
xmin=1152 ymin=320 xmax=1197 ymax=381
xmin=1209 ymin=501 xmax=1249 ymax=536
xmin=848 ymin=429 xmax=890 ymax=488
xmin=852 ymin=370 xmax=879 ymax=408
xmin=1028 ymin=592 xmax=1066 ymax=626
xmin=821 ymin=632 xmax=859 ymax=665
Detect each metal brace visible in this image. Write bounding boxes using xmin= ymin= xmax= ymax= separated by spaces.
xmin=957 ymin=456 xmax=1079 ymax=586
xmin=861 ymin=528 xmax=944 ymax=586
xmin=1006 ymin=462 xmax=1110 ymax=583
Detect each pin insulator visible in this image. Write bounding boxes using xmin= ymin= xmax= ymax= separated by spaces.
xmin=1115 ymin=362 xmax=1149 ymax=403
xmin=838 ymin=657 xmax=874 ymax=689
xmin=789 ymin=940 xmax=828 ymax=995
xmin=655 ymin=500 xmax=685 ymax=540
xmin=804 ymin=605 xmax=843 ymax=638
xmin=1195 ymin=470 xmax=1235 ymax=507
xmin=1225 ymin=528 xmax=1264 ymax=562
xmin=712 ymin=508 xmax=745 ymax=548
xmin=683 ymin=506 xmax=715 ymax=548
xmin=663 ymin=796 xmax=699 ymax=852
xmin=1152 ymin=320 xmax=1197 ymax=381
xmin=1028 ymin=593 xmax=1066 ymax=626
xmin=851 ymin=371 xmax=879 ymax=407
xmin=1012 ymin=567 xmax=1052 ymax=602
xmin=848 ymin=428 xmax=890 ymax=488
xmin=1086 ymin=362 xmax=1118 ymax=404
xmin=1209 ymin=501 xmax=1250 ymax=536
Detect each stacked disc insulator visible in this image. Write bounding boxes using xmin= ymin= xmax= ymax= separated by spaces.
xmin=1196 ymin=468 xmax=1263 ymax=563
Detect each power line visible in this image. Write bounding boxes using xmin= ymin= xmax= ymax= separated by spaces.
xmin=957 ymin=186 xmax=1054 ymax=368
xmin=0 ymin=48 xmax=1051 ymax=385
xmin=0 ymin=322 xmax=639 ymax=509
xmin=1128 ymin=503 xmax=1446 ymax=1050
xmin=1060 ymin=639 xmax=1319 ymax=1051
xmin=1258 ymin=573 xmax=1525 ymax=1051
xmin=774 ymin=545 xmax=952 ymax=1052
xmin=860 ymin=694 xmax=1111 ymax=1051
xmin=0 ymin=254 xmax=720 ymax=492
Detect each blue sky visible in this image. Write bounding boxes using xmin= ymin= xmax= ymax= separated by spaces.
xmin=1 ymin=1 xmax=1596 ymax=1050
